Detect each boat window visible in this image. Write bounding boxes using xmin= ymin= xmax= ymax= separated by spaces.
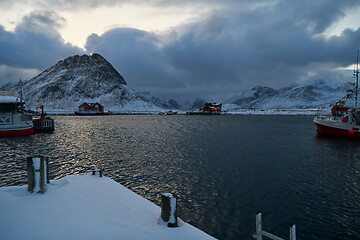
xmin=0 ymin=103 xmax=20 ymax=113
xmin=355 ymin=111 xmax=360 ymax=125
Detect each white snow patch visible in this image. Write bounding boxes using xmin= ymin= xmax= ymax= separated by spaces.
xmin=169 ymin=196 xmax=177 ymax=224
xmin=0 ymin=174 xmax=216 ymax=240
xmin=32 ymin=157 xmax=41 ymax=193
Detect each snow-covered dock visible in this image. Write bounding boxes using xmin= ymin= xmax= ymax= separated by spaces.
xmin=0 ymin=173 xmax=216 ymax=240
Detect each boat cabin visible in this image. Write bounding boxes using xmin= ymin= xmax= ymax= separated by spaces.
xmin=341 ymin=109 xmax=360 ymax=125
xmin=0 ymin=91 xmax=21 ymax=113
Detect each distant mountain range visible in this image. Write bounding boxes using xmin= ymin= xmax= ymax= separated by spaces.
xmin=222 ymin=80 xmax=353 ymax=110
xmin=0 ymin=53 xmax=354 ymax=112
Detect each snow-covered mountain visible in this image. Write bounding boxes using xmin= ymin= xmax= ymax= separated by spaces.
xmin=137 ymin=92 xmax=180 ymax=110
xmin=1 ymin=53 xmax=355 ymax=112
xmin=7 ymin=53 xmax=161 ymax=112
xmin=223 ymin=79 xmax=354 ymax=110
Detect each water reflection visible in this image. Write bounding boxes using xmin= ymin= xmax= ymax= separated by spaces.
xmin=0 ymin=115 xmax=359 ymax=240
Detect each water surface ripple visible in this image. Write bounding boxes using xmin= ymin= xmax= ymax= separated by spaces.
xmin=1 ymin=115 xmax=359 ymax=240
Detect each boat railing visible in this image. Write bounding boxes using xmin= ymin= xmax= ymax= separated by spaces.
xmin=253 ymin=213 xmax=296 ymax=240
xmin=316 ymin=115 xmax=345 ymax=122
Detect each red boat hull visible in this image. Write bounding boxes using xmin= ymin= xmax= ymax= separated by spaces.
xmin=314 ymin=120 xmax=360 ymax=139
xmin=0 ymin=127 xmax=35 ymax=137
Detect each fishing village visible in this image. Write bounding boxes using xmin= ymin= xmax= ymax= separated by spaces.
xmin=1 ymin=1 xmax=360 ymax=240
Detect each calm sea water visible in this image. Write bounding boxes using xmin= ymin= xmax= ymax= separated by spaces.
xmin=1 ymin=115 xmax=359 ymax=240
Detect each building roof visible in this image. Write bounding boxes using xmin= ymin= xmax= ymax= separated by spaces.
xmin=0 ymin=91 xmax=20 ymax=103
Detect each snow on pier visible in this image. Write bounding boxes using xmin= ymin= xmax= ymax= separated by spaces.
xmin=0 ymin=173 xmax=216 ymax=240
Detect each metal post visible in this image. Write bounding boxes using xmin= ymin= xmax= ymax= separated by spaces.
xmin=160 ymin=193 xmax=179 ymax=227
xmin=290 ymin=224 xmax=296 ymax=240
xmin=27 ymin=156 xmax=49 ymax=193
xmin=255 ymin=212 xmax=262 ymax=240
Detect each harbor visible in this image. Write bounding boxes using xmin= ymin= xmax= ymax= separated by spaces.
xmin=1 ymin=115 xmax=358 ymax=239
xmin=1 ymin=1 xmax=360 ymax=239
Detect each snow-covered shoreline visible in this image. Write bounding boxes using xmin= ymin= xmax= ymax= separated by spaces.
xmin=222 ymin=108 xmax=329 ymax=116
xmin=0 ymin=173 xmax=216 ymax=240
xmin=42 ymin=108 xmax=328 ymax=116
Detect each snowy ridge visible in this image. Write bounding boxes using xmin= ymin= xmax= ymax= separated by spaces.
xmin=1 ymin=52 xmax=354 ymax=113
xmin=224 ymin=79 xmax=354 ymax=110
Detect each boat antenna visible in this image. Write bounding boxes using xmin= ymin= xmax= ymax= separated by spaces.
xmin=355 ymin=48 xmax=359 ymax=108
xmin=19 ymin=79 xmax=24 ymax=114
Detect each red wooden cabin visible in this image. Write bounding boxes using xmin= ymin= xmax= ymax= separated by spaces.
xmin=78 ymin=102 xmax=104 ymax=113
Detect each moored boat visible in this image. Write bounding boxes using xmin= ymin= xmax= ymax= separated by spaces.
xmin=0 ymin=91 xmax=35 ymax=137
xmin=314 ymin=110 xmax=360 ymax=138
xmin=74 ymin=111 xmax=100 ymax=116
xmin=314 ymin=49 xmax=360 ymax=138
xmin=32 ymin=105 xmax=55 ymax=133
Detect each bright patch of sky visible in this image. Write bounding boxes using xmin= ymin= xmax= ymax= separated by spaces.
xmin=322 ymin=5 xmax=360 ymax=38
xmin=2 ymin=1 xmax=357 ymax=48
xmin=0 ymin=1 xmax=221 ymax=48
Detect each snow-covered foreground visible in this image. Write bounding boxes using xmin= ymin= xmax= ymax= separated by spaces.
xmin=0 ymin=173 xmax=216 ymax=240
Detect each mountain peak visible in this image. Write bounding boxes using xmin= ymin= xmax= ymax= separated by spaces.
xmin=50 ymin=53 xmax=127 ymax=86
xmin=8 ymin=54 xmax=159 ymax=111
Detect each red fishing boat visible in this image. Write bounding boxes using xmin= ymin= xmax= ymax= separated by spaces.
xmin=314 ymin=50 xmax=360 ymax=138
xmin=0 ymin=91 xmax=35 ymax=137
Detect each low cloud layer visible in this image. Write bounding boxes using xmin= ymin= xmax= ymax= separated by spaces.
xmin=1 ymin=1 xmax=360 ymax=102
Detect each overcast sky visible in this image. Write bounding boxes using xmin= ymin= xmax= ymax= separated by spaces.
xmin=1 ymin=0 xmax=360 ymax=102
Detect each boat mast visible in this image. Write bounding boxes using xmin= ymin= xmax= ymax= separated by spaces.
xmin=19 ymin=79 xmax=24 ymax=114
xmin=355 ymin=49 xmax=359 ymax=108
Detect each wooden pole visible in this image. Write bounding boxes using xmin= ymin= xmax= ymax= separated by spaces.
xmin=45 ymin=157 xmax=50 ymax=184
xmin=27 ymin=156 xmax=49 ymax=193
xmin=27 ymin=157 xmax=35 ymax=192
xmin=161 ymin=193 xmax=179 ymax=227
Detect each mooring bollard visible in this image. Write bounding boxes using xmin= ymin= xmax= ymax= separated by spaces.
xmin=255 ymin=212 xmax=263 ymax=240
xmin=27 ymin=156 xmax=49 ymax=193
xmin=290 ymin=224 xmax=296 ymax=240
xmin=92 ymin=169 xmax=102 ymax=177
xmin=160 ymin=193 xmax=179 ymax=227
xmin=253 ymin=212 xmax=296 ymax=240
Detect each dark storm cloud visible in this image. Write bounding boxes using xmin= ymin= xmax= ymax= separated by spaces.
xmin=0 ymin=10 xmax=83 ymax=70
xmin=274 ymin=0 xmax=359 ymax=34
xmin=84 ymin=0 xmax=360 ymax=101
xmin=162 ymin=4 xmax=360 ymax=88
xmin=1 ymin=0 xmax=360 ymax=101
xmin=0 ymin=10 xmax=84 ymax=86
xmin=85 ymin=28 xmax=184 ymax=89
